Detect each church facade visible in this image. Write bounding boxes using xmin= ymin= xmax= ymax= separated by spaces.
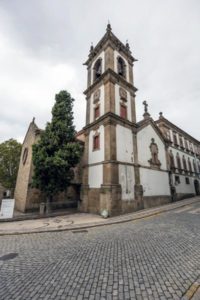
xmin=14 ymin=25 xmax=200 ymax=215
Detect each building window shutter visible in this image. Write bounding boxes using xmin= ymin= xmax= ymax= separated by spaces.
xmin=120 ymin=104 xmax=127 ymax=119
xmin=94 ymin=105 xmax=100 ymax=120
xmin=93 ymin=134 xmax=100 ymax=150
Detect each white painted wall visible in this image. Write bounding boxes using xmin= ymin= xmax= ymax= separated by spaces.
xmin=89 ymin=85 xmax=104 ymax=123
xmin=114 ymin=50 xmax=130 ymax=82
xmin=115 ymin=84 xmax=132 ymax=122
xmin=140 ymin=168 xmax=170 ymax=196
xmin=173 ymin=174 xmax=196 ymax=194
xmin=116 ymin=125 xmax=134 ymax=163
xmin=88 ymin=125 xmax=105 ymax=164
xmin=119 ymin=164 xmax=135 ymax=200
xmin=137 ymin=124 xmax=167 ymax=169
xmin=88 ymin=165 xmax=103 ymax=188
xmin=91 ymin=52 xmax=105 ymax=84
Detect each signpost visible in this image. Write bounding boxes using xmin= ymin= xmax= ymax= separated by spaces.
xmin=0 ymin=199 xmax=15 ymax=219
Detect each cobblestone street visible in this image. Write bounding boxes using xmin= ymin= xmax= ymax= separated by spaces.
xmin=0 ymin=201 xmax=200 ymax=300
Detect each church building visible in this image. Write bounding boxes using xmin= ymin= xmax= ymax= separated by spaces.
xmin=14 ymin=24 xmax=200 ymax=215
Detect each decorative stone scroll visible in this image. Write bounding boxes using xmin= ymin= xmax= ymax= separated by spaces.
xmin=148 ymin=138 xmax=161 ymax=168
xmin=93 ymin=89 xmax=101 ymax=103
xmin=119 ymin=87 xmax=127 ymax=101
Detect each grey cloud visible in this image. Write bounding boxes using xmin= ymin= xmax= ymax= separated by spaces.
xmin=0 ymin=0 xmax=200 ymax=142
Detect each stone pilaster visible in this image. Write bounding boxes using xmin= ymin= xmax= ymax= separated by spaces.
xmin=104 ymin=81 xmax=115 ymax=114
xmin=132 ymin=130 xmax=144 ymax=209
xmin=130 ymin=92 xmax=136 ymax=123
xmin=85 ymin=96 xmax=91 ymax=125
xmin=79 ymin=133 xmax=89 ymax=212
xmin=87 ymin=66 xmax=91 ymax=88
xmin=104 ymin=46 xmax=114 ymax=71
xmin=99 ymin=122 xmax=121 ymax=215
xmin=129 ymin=63 xmax=134 ymax=84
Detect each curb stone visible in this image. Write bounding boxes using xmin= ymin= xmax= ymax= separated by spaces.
xmin=0 ymin=197 xmax=199 ymax=236
xmin=181 ymin=278 xmax=200 ymax=300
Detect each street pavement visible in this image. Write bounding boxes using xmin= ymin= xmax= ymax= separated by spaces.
xmin=0 ymin=199 xmax=200 ymax=299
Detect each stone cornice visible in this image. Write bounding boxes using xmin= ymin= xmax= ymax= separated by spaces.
xmin=84 ymin=68 xmax=137 ymax=97
xmin=83 ymin=112 xmax=137 ymax=132
xmin=155 ymin=117 xmax=200 ymax=145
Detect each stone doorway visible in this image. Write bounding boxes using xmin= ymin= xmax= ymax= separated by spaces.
xmin=194 ymin=179 xmax=200 ymax=195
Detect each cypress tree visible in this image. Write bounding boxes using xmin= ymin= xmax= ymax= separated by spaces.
xmin=32 ymin=91 xmax=83 ymax=211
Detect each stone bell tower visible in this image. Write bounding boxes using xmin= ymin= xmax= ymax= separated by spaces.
xmin=80 ymin=24 xmax=143 ymax=216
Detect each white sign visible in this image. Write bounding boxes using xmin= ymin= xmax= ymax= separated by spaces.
xmin=0 ymin=199 xmax=15 ymax=219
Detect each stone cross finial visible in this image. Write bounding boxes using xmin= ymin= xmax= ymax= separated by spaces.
xmin=159 ymin=112 xmax=163 ymax=118
xmin=32 ymin=117 xmax=35 ymax=123
xmin=143 ymin=100 xmax=148 ymax=113
xmin=90 ymin=43 xmax=94 ymax=53
xmin=106 ymin=21 xmax=112 ymax=32
xmin=126 ymin=40 xmax=130 ymax=51
xmin=143 ymin=100 xmax=150 ymax=120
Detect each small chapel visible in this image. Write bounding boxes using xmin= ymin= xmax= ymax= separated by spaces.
xmin=14 ymin=24 xmax=200 ymax=215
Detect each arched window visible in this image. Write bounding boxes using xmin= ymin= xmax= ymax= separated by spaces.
xmin=93 ymin=58 xmax=102 ymax=82
xmin=176 ymin=153 xmax=182 ymax=170
xmin=169 ymin=151 xmax=175 ymax=170
xmin=182 ymin=155 xmax=187 ymax=171
xmin=117 ymin=56 xmax=126 ymax=78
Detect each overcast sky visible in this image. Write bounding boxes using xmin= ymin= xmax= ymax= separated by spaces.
xmin=0 ymin=0 xmax=199 ymax=143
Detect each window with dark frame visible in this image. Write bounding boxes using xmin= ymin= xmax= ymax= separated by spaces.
xmin=173 ymin=132 xmax=178 ymax=145
xmin=185 ymin=177 xmax=190 ymax=184
xmin=175 ymin=175 xmax=180 ymax=184
xmin=117 ymin=56 xmax=126 ymax=78
xmin=188 ymin=158 xmax=192 ymax=172
xmin=94 ymin=105 xmax=100 ymax=120
xmin=179 ymin=135 xmax=184 ymax=148
xmin=176 ymin=153 xmax=182 ymax=170
xmin=193 ymin=159 xmax=197 ymax=173
xmin=169 ymin=152 xmax=175 ymax=170
xmin=93 ymin=134 xmax=100 ymax=151
xmin=93 ymin=58 xmax=102 ymax=82
xmin=182 ymin=156 xmax=187 ymax=171
xmin=120 ymin=103 xmax=127 ymax=119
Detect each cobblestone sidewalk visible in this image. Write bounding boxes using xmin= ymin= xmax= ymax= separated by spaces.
xmin=0 ymin=196 xmax=199 ymax=235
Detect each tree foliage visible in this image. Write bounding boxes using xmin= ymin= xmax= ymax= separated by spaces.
xmin=32 ymin=90 xmax=83 ymax=200
xmin=0 ymin=139 xmax=22 ymax=190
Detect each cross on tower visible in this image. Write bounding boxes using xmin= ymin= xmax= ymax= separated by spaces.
xmin=142 ymin=100 xmax=148 ymax=113
xmin=142 ymin=100 xmax=150 ymax=119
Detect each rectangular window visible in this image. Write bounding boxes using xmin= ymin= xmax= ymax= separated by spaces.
xmin=173 ymin=132 xmax=178 ymax=146
xmin=185 ymin=177 xmax=190 ymax=184
xmin=179 ymin=135 xmax=184 ymax=148
xmin=120 ymin=103 xmax=127 ymax=119
xmin=93 ymin=134 xmax=100 ymax=150
xmin=175 ymin=175 xmax=180 ymax=185
xmin=94 ymin=105 xmax=100 ymax=120
xmin=185 ymin=138 xmax=189 ymax=151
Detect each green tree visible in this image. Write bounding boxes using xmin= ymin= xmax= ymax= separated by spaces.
xmin=32 ymin=90 xmax=83 ymax=211
xmin=0 ymin=139 xmax=22 ymax=194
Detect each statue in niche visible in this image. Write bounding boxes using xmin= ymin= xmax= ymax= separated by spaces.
xmin=148 ymin=138 xmax=161 ymax=168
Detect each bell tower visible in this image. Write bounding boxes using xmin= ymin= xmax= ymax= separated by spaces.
xmin=80 ymin=24 xmax=143 ymax=216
